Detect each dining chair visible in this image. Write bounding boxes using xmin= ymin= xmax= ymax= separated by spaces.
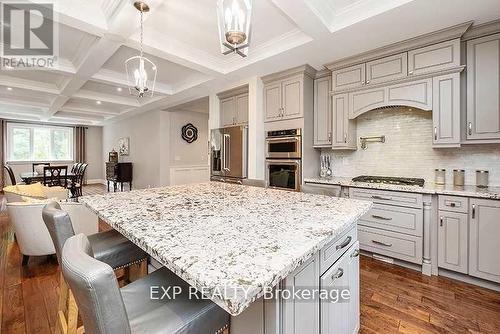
xmin=69 ymin=163 xmax=87 ymax=198
xmin=4 ymin=164 xmax=17 ymax=185
xmin=43 ymin=166 xmax=68 ymax=188
xmin=33 ymin=162 xmax=50 ymax=173
xmin=62 ymin=233 xmax=230 ymax=334
xmin=42 ymin=202 xmax=149 ymax=334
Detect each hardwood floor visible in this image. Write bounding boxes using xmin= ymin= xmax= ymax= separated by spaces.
xmin=0 ymin=185 xmax=499 ymax=333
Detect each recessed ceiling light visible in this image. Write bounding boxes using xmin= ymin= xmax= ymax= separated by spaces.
xmin=6 ymin=87 xmax=13 ymax=91
xmin=96 ymin=100 xmax=102 ymax=105
xmin=116 ymin=87 xmax=123 ymax=92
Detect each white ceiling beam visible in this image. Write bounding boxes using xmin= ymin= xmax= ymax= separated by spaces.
xmin=60 ymin=106 xmax=120 ymax=116
xmin=270 ymin=0 xmax=332 ymax=40
xmin=0 ymin=97 xmax=49 ymax=109
xmin=0 ymin=75 xmax=60 ymax=95
xmin=91 ymin=69 xmax=173 ymax=95
xmin=73 ymin=90 xmax=140 ymax=107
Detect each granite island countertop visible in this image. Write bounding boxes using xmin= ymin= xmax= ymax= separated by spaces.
xmin=80 ymin=182 xmax=372 ymax=316
xmin=304 ymin=177 xmax=500 ymax=200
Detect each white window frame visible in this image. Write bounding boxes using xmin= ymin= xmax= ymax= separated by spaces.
xmin=6 ymin=122 xmax=74 ymax=163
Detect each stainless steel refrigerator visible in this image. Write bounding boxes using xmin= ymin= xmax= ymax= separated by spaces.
xmin=210 ymin=126 xmax=248 ymax=183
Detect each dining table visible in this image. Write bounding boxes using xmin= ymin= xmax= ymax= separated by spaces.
xmin=19 ymin=171 xmax=77 ymax=185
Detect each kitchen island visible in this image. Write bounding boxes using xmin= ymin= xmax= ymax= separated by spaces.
xmin=80 ymin=182 xmax=372 ymax=333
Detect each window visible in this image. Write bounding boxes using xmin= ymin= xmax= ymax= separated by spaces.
xmin=7 ymin=123 xmax=74 ymax=162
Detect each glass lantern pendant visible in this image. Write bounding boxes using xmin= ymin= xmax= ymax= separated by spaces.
xmin=217 ymin=0 xmax=253 ymax=57
xmin=125 ymin=1 xmax=157 ymax=98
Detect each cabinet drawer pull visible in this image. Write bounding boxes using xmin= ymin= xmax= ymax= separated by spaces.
xmin=372 ymin=214 xmax=392 ymax=221
xmin=336 ymin=236 xmax=352 ymax=250
xmin=472 ymin=204 xmax=476 ymax=219
xmin=371 ymin=240 xmax=392 ymax=247
xmin=331 ymin=268 xmax=344 ymax=280
xmin=447 ymin=202 xmax=457 ymax=207
xmin=371 ymin=195 xmax=392 ymax=200
xmin=350 ymin=249 xmax=360 ymax=258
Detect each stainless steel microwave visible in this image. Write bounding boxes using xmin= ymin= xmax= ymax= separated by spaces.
xmin=266 ymin=128 xmax=302 ymax=159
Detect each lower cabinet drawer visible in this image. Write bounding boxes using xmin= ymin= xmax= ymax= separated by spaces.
xmin=359 ymin=203 xmax=423 ymax=236
xmin=320 ymin=225 xmax=357 ymax=275
xmin=358 ymin=226 xmax=422 ymax=264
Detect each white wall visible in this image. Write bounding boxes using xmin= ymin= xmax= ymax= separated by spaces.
xmin=102 ymin=111 xmax=162 ymax=189
xmin=321 ymin=107 xmax=500 ymax=186
xmin=85 ymin=126 xmax=103 ymax=182
xmin=102 ymin=109 xmax=209 ymax=189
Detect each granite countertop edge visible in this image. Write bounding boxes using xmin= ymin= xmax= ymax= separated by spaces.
xmin=304 ymin=177 xmax=500 ymax=200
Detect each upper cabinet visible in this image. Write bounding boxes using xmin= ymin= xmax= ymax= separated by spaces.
xmin=432 ymin=73 xmax=461 ymax=146
xmin=366 ymin=53 xmax=408 ymax=84
xmin=332 ymin=64 xmax=365 ymax=91
xmin=262 ymin=65 xmax=315 ymax=123
xmin=408 ymin=39 xmax=460 ymax=75
xmin=217 ymin=86 xmax=249 ymax=127
xmin=466 ymin=33 xmax=500 ymax=141
xmin=313 ymin=75 xmax=332 ymax=147
xmin=329 ymin=38 xmax=462 ymax=94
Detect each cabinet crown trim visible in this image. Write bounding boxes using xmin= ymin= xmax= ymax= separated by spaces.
xmin=262 ymin=64 xmax=317 ymax=83
xmin=325 ymin=21 xmax=472 ymax=71
xmin=216 ymin=85 xmax=249 ymax=99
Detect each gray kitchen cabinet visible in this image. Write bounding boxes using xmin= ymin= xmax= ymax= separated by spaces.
xmin=466 ymin=33 xmax=500 ymax=141
xmin=282 ymin=252 xmax=320 ymax=334
xmin=438 ymin=211 xmax=468 ymax=274
xmin=235 ymin=93 xmax=249 ymax=124
xmin=365 ymin=52 xmax=408 ymax=84
xmin=469 ymin=199 xmax=500 ymax=283
xmin=313 ymin=76 xmax=332 ymax=147
xmin=219 ymin=88 xmax=249 ymax=127
xmin=264 ymin=76 xmax=304 ymax=122
xmin=264 ymin=82 xmax=282 ymax=121
xmin=408 ymin=39 xmax=461 ymax=76
xmin=221 ymin=96 xmax=237 ymax=127
xmin=320 ymin=243 xmax=360 ymax=334
xmin=282 ymin=76 xmax=302 ymax=119
xmin=332 ymin=93 xmax=356 ymax=149
xmin=332 ymin=64 xmax=365 ymax=91
xmin=432 ymin=73 xmax=461 ymax=146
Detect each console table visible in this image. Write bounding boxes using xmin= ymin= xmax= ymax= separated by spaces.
xmin=106 ymin=162 xmax=133 ymax=192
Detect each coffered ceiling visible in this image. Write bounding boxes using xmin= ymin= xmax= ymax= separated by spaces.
xmin=0 ymin=0 xmax=499 ymax=126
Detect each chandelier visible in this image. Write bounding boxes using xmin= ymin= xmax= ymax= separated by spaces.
xmin=125 ymin=1 xmax=157 ymax=98
xmin=217 ymin=0 xmax=253 ymax=57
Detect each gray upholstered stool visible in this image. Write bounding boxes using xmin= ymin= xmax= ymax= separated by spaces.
xmin=42 ymin=202 xmax=148 ymax=334
xmin=62 ymin=233 xmax=231 ymax=334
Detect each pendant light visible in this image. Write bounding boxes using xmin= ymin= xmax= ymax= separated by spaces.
xmin=217 ymin=0 xmax=253 ymax=57
xmin=125 ymin=1 xmax=157 ymax=98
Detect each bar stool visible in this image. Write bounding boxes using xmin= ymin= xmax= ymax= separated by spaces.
xmin=62 ymin=233 xmax=230 ymax=334
xmin=42 ymin=202 xmax=149 ymax=334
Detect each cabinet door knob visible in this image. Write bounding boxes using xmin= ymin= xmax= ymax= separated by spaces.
xmin=328 ymin=132 xmax=332 ymax=142
xmin=366 ymin=80 xmax=370 ymax=84
xmin=350 ymin=249 xmax=360 ymax=258
xmin=468 ymin=122 xmax=472 ymax=136
xmin=331 ymin=268 xmax=344 ymax=280
xmin=409 ymin=70 xmax=414 ymax=75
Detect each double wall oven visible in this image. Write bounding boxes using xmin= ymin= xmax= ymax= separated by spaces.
xmin=266 ymin=129 xmax=302 ymax=191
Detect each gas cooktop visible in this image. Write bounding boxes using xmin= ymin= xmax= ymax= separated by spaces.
xmin=352 ymin=175 xmax=425 ymax=187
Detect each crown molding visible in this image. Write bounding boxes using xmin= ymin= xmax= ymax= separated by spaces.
xmin=216 ymin=85 xmax=249 ymax=99
xmin=462 ymin=19 xmax=500 ymax=41
xmin=262 ymin=64 xmax=317 ymax=83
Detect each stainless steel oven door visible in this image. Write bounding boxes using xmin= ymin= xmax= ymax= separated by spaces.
xmin=266 ymin=136 xmax=302 ymax=159
xmin=266 ymin=159 xmax=301 ymax=191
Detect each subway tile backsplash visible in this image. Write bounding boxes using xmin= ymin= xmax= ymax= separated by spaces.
xmin=321 ymin=108 xmax=500 ymax=186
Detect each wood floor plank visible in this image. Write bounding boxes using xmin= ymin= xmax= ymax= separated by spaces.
xmin=22 ymin=278 xmax=51 ymax=334
xmin=2 ymin=284 xmax=25 ymax=334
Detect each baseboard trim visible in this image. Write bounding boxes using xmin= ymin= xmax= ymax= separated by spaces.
xmin=86 ymin=179 xmax=106 ymax=185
